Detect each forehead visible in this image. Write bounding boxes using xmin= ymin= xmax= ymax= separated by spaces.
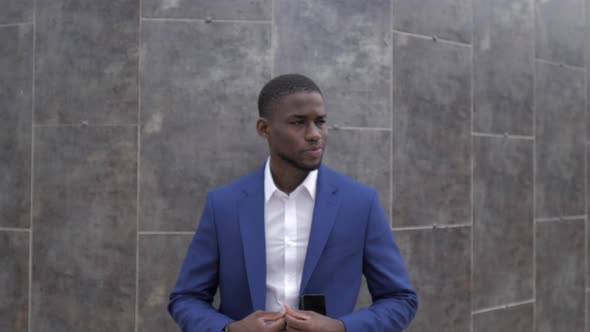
xmin=273 ymin=91 xmax=325 ymax=115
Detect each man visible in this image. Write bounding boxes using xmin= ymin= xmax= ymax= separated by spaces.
xmin=169 ymin=74 xmax=417 ymax=332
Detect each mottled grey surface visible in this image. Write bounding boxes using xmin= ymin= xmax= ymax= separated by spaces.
xmin=323 ymin=128 xmax=391 ymax=218
xmin=392 ymin=33 xmax=471 ymax=227
xmin=140 ymin=21 xmax=270 ymax=231
xmin=0 ymin=0 xmax=33 ymax=24
xmin=535 ymin=62 xmax=585 ymax=218
xmin=473 ymin=136 xmax=533 ymax=309
xmin=393 ymin=0 xmax=472 ymax=43
xmin=0 ymin=25 xmax=32 ymax=228
xmin=397 ymin=227 xmax=470 ymax=332
xmin=274 ymin=0 xmax=391 ymax=128
xmin=473 ymin=303 xmax=533 ymax=332
xmin=35 ymin=0 xmax=138 ymax=124
xmin=142 ymin=0 xmax=271 ymax=20
xmin=536 ymin=0 xmax=586 ymax=67
xmin=138 ymin=234 xmax=192 ymax=332
xmin=536 ymin=219 xmax=585 ymax=332
xmin=32 ymin=127 xmax=136 ymax=331
xmin=473 ymin=0 xmax=534 ymax=136
xmin=0 ymin=232 xmax=29 ymax=332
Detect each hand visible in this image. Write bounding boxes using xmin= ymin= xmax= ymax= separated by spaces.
xmin=284 ymin=304 xmax=345 ymax=332
xmin=228 ymin=310 xmax=285 ymax=332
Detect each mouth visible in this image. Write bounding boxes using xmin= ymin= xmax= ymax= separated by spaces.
xmin=304 ymin=147 xmax=323 ymax=158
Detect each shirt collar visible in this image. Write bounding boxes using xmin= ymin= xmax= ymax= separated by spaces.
xmin=264 ymin=157 xmax=318 ymax=203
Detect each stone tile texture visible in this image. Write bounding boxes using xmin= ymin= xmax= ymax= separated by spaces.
xmin=32 ymin=127 xmax=137 ymax=331
xmin=0 ymin=25 xmax=32 ymax=228
xmin=535 ymin=62 xmax=585 ymax=219
xmin=473 ymin=303 xmax=533 ymax=332
xmin=274 ymin=0 xmax=392 ymax=128
xmin=392 ymin=33 xmax=471 ymax=227
xmin=472 ymin=137 xmax=533 ymax=309
xmin=473 ymin=0 xmax=534 ymax=136
xmin=0 ymin=0 xmax=33 ymax=24
xmin=141 ymin=0 xmax=271 ymax=20
xmin=35 ymin=0 xmax=139 ymax=124
xmin=139 ymin=21 xmax=270 ymax=231
xmin=0 ymin=232 xmax=29 ymax=332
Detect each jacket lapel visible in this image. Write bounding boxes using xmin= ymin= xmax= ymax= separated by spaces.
xmin=238 ymin=166 xmax=266 ymax=311
xmin=300 ymin=165 xmax=340 ymax=294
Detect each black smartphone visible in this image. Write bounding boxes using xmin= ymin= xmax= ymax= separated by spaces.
xmin=300 ymin=294 xmax=326 ymax=315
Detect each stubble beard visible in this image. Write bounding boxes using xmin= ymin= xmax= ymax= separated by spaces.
xmin=277 ymin=151 xmax=322 ymax=172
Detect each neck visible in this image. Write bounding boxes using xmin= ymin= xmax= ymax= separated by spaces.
xmin=269 ymin=158 xmax=309 ymax=194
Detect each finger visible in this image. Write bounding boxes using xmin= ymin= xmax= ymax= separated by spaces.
xmin=284 ymin=304 xmax=310 ymax=320
xmin=285 ymin=313 xmax=308 ymax=330
xmin=266 ymin=318 xmax=286 ymax=332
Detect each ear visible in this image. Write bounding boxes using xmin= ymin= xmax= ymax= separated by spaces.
xmin=256 ymin=117 xmax=270 ymax=138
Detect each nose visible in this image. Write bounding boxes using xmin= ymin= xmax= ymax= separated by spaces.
xmin=305 ymin=122 xmax=321 ymax=142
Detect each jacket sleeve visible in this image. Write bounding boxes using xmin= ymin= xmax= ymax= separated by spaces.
xmin=338 ymin=191 xmax=418 ymax=331
xmin=168 ymin=192 xmax=233 ymax=332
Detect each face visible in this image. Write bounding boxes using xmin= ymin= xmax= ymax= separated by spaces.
xmin=257 ymin=91 xmax=328 ymax=172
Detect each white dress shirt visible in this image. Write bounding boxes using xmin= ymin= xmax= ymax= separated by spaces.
xmin=264 ymin=158 xmax=318 ymax=312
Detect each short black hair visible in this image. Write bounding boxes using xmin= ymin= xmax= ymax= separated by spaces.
xmin=257 ymin=74 xmax=322 ymax=118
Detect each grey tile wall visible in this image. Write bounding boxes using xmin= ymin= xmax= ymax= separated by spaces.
xmin=2 ymin=1 xmax=590 ymax=331
xmin=535 ymin=0 xmax=586 ymax=67
xmin=142 ymin=0 xmax=271 ymax=20
xmin=473 ymin=136 xmax=533 ymax=309
xmin=32 ymin=127 xmax=136 ymax=331
xmin=393 ymin=0 xmax=472 ymax=44
xmin=0 ymin=25 xmax=32 ymax=228
xmin=139 ymin=20 xmax=270 ymax=231
xmin=473 ymin=0 xmax=534 ymax=136
xmin=138 ymin=234 xmax=193 ymax=332
xmin=274 ymin=0 xmax=391 ymax=128
xmin=323 ymin=128 xmax=391 ymax=217
xmin=397 ymin=227 xmax=471 ymax=332
xmin=0 ymin=231 xmax=29 ymax=332
xmin=35 ymin=0 xmax=139 ymax=124
xmin=392 ymin=33 xmax=471 ymax=227
xmin=0 ymin=0 xmax=33 ymax=25
xmin=536 ymin=219 xmax=585 ymax=332
xmin=535 ymin=62 xmax=585 ymax=219
xmin=473 ymin=303 xmax=533 ymax=332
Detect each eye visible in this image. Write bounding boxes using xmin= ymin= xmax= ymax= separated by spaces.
xmin=290 ymin=120 xmax=305 ymax=125
xmin=315 ymin=118 xmax=326 ymax=126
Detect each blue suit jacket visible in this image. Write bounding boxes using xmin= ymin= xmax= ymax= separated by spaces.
xmin=169 ymin=164 xmax=417 ymax=332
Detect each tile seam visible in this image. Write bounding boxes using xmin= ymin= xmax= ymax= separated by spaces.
xmin=472 ymin=132 xmax=534 ymax=140
xmin=135 ymin=0 xmax=143 ymax=330
xmin=28 ymin=0 xmax=37 ymax=330
xmin=393 ymin=30 xmax=472 ymax=48
xmin=0 ymin=22 xmax=33 ymax=28
xmin=140 ymin=17 xmax=271 ymax=24
xmin=535 ymin=58 xmax=586 ymax=72
xmin=392 ymin=223 xmax=472 ymax=231
xmin=0 ymin=227 xmax=31 ymax=232
xmin=472 ymin=299 xmax=535 ymax=315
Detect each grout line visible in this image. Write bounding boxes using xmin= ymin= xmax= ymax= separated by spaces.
xmin=469 ymin=1 xmax=476 ymax=329
xmin=471 ymin=132 xmax=535 ymax=140
xmin=0 ymin=22 xmax=33 ymax=28
xmin=392 ymin=30 xmax=472 ymax=48
xmin=535 ymin=215 xmax=587 ymax=223
xmin=33 ymin=123 xmax=138 ymax=127
xmin=138 ymin=231 xmax=195 ymax=235
xmin=271 ymin=0 xmax=275 ymax=78
xmin=535 ymin=58 xmax=586 ymax=72
xmin=28 ymin=0 xmax=37 ymax=330
xmin=329 ymin=125 xmax=392 ymax=132
xmin=389 ymin=0 xmax=394 ymax=223
xmin=532 ymin=0 xmax=537 ymax=329
xmin=471 ymin=299 xmax=535 ymax=315
xmin=135 ymin=0 xmax=143 ymax=330
xmin=0 ymin=227 xmax=31 ymax=232
xmin=584 ymin=2 xmax=589 ymax=330
xmin=140 ymin=17 xmax=271 ymax=24
xmin=392 ymin=223 xmax=472 ymax=231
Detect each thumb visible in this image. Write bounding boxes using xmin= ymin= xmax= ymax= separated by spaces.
xmin=284 ymin=304 xmax=310 ymax=320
